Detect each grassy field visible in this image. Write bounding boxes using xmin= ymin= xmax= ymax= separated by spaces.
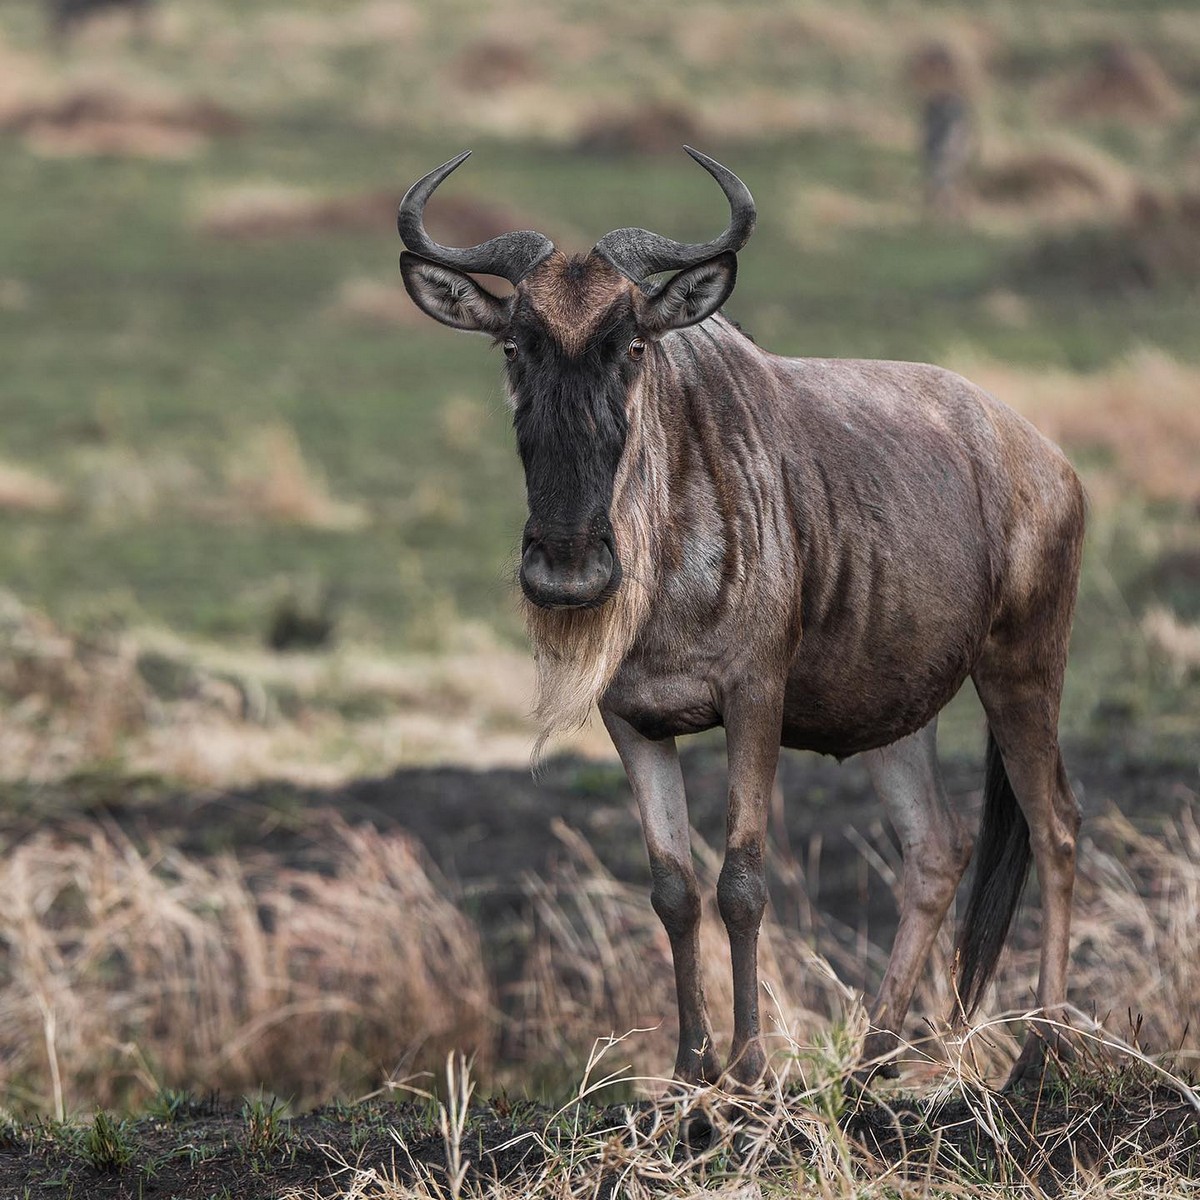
xmin=0 ymin=1 xmax=1198 ymax=1196
xmin=0 ymin=0 xmax=1198 ymax=778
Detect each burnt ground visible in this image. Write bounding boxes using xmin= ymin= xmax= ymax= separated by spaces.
xmin=0 ymin=1071 xmax=1197 ymax=1198
xmin=0 ymin=741 xmax=1196 ymax=1197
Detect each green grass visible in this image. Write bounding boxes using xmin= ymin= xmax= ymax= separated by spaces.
xmin=1 ymin=0 xmax=1198 ymax=756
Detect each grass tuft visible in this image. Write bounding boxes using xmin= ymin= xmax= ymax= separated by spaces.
xmin=83 ymin=1109 xmax=135 ymax=1172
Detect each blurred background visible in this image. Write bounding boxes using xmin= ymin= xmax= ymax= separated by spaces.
xmin=0 ymin=0 xmax=1197 ymax=1117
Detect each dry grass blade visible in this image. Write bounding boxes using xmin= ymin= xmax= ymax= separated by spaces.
xmin=0 ymin=818 xmax=493 ymax=1112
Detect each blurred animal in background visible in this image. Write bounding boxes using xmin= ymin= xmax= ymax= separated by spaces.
xmin=47 ymin=0 xmax=153 ymax=43
xmin=267 ymin=586 xmax=338 ymax=653
xmin=396 ymin=149 xmax=1086 ymax=1092
xmin=908 ymin=41 xmax=976 ymax=222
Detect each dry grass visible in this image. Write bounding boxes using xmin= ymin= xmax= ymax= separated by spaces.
xmin=328 ymin=277 xmax=423 ymax=330
xmin=0 ymin=460 xmax=67 ymax=513
xmin=47 ymin=422 xmax=366 ymax=531
xmin=952 ymin=348 xmax=1200 ymax=506
xmin=783 ymin=183 xmax=909 ymax=251
xmin=0 ymin=591 xmax=148 ymax=779
xmin=1060 ymin=809 xmax=1200 ymax=1061
xmin=282 ymin=1029 xmax=1200 ymax=1199
xmin=513 ymin=822 xmax=857 ymax=1077
xmin=334 ymin=806 xmax=1196 ymax=1198
xmin=1 ymin=82 xmax=241 ymax=160
xmin=0 ymin=591 xmax=616 ymax=787
xmin=1143 ymin=607 xmax=1200 ymax=680
xmin=0 ymin=818 xmax=491 ymax=1115
xmin=196 ymin=182 xmax=540 ymax=248
xmin=0 ymin=781 xmax=1193 ymax=1196
xmin=195 ymin=185 xmax=394 ymax=240
xmin=1054 ymin=41 xmax=1185 ymax=124
xmin=222 ymin=423 xmax=368 ymax=531
xmin=512 ymin=808 xmax=1200 ymax=1091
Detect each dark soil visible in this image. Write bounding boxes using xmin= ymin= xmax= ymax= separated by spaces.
xmin=1 ymin=1073 xmax=1197 ymax=1198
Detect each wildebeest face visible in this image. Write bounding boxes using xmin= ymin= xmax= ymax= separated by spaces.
xmin=401 ymin=247 xmax=740 ymax=609
xmin=399 ymin=250 xmax=636 ymax=608
xmin=506 ymin=254 xmax=639 ymax=610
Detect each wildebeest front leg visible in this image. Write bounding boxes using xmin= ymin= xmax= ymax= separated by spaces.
xmin=602 ymin=711 xmax=721 ymax=1085
xmin=720 ymin=691 xmax=783 ymax=1086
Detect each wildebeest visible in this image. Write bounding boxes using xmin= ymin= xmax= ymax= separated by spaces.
xmin=908 ymin=42 xmax=975 ymax=221
xmin=921 ymin=91 xmax=974 ymax=219
xmin=397 ymin=149 xmax=1085 ymax=1090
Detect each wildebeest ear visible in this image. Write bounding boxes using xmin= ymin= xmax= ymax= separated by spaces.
xmin=636 ymin=251 xmax=738 ymax=334
xmin=399 ymin=252 xmax=512 ymax=333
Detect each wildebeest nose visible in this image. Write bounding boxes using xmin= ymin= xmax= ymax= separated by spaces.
xmin=520 ymin=538 xmax=616 ymax=608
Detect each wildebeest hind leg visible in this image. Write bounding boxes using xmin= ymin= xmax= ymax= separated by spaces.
xmin=974 ymin=652 xmax=1081 ymax=1090
xmin=602 ymin=711 xmax=721 ymax=1085
xmin=859 ymin=718 xmax=972 ymax=1078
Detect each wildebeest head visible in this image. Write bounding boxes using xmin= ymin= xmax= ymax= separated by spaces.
xmin=398 ymin=148 xmax=755 ymax=610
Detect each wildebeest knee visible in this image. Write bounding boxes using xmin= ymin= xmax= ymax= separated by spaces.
xmin=948 ymin=821 xmax=974 ymax=877
xmin=650 ymin=859 xmax=700 ymax=937
xmin=903 ymin=825 xmax=972 ymax=915
xmin=717 ymin=844 xmax=767 ymax=934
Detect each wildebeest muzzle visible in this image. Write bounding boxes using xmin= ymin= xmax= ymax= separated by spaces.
xmin=520 ymin=515 xmax=622 ymax=609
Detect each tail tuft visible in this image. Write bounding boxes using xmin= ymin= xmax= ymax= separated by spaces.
xmin=954 ymin=730 xmax=1031 ymax=1017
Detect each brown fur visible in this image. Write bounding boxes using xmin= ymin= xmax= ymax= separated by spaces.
xmin=520 ymin=252 xmax=632 ymax=356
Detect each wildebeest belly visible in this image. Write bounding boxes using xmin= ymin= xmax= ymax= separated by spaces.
xmin=780 ymin=643 xmax=975 ymax=758
xmin=780 ymin=563 xmax=993 ymax=758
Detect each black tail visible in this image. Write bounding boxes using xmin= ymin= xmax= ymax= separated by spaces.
xmin=954 ymin=730 xmax=1031 ymax=1017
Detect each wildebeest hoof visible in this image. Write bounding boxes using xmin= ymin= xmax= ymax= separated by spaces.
xmin=681 ymin=1111 xmax=713 ymax=1151
xmin=1002 ymin=1029 xmax=1073 ymax=1094
xmin=857 ymin=1029 xmax=902 ymax=1083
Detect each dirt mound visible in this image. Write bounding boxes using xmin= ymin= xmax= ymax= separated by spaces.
xmin=1056 ymin=41 xmax=1184 ymax=123
xmin=576 ymin=100 xmax=704 ymax=155
xmin=970 ymin=140 xmax=1133 ymax=227
xmin=200 ymin=185 xmax=533 ymax=244
xmin=975 ymin=150 xmax=1111 ymax=206
xmin=1020 ymin=186 xmax=1200 ymax=292
xmin=1 ymin=85 xmax=242 ymax=159
xmin=452 ymin=37 xmax=540 ymax=92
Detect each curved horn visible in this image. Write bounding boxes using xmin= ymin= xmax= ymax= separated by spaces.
xmin=592 ymin=147 xmax=756 ymax=281
xmin=398 ymin=150 xmax=556 ymax=283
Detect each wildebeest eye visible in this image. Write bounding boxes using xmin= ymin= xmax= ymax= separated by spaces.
xmin=628 ymin=338 xmax=646 ymax=360
xmin=503 ymin=340 xmax=518 ymax=361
